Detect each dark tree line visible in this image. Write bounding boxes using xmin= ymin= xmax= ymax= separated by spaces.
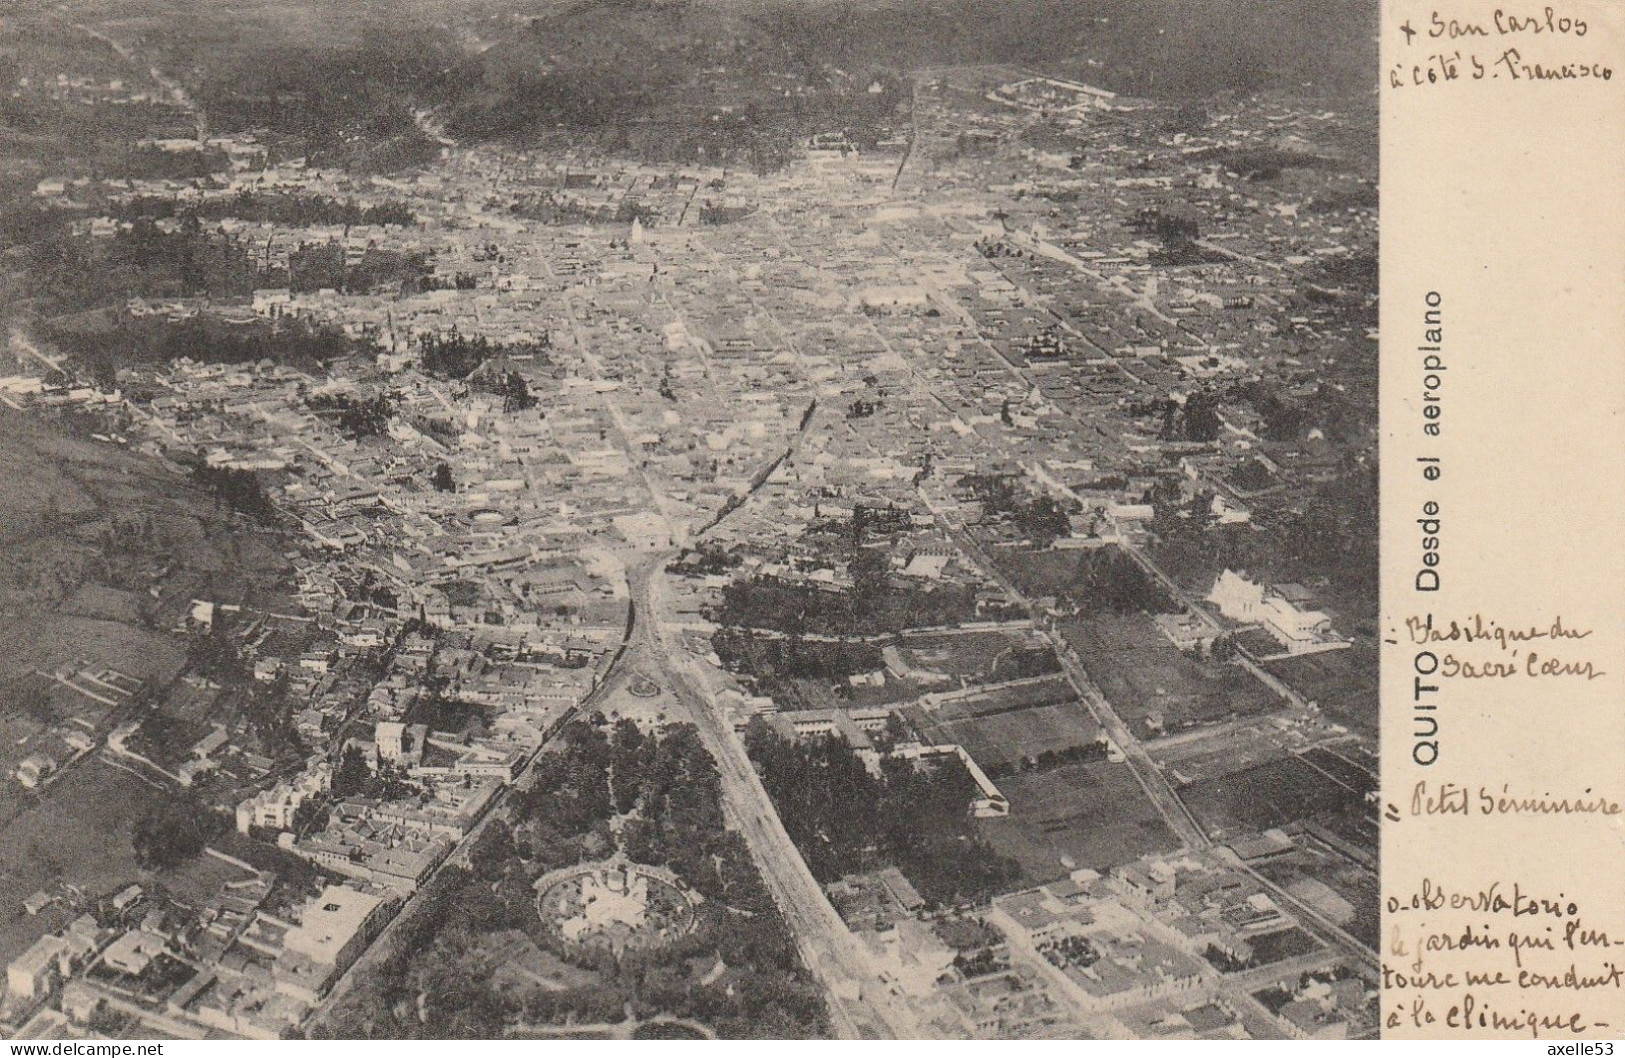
xmin=1021 ymin=546 xmax=1178 ymax=615
xmin=1159 ymin=390 xmax=1224 ymax=443
xmin=982 ymin=739 xmax=1109 ymax=780
xmin=30 ymin=216 xmax=259 ymax=311
xmin=111 ymin=190 xmax=416 ymax=227
xmin=712 ymin=630 xmax=884 ymax=684
xmin=191 ymin=463 xmax=277 ymax=520
xmin=715 ymin=574 xmax=980 ymax=639
xmin=286 ymin=241 xmax=428 ymax=294
xmin=61 ymin=313 xmax=369 ymax=379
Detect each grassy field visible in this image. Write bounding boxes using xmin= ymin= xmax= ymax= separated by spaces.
xmin=976 ymin=760 xmax=1178 ymax=883
xmin=0 ymin=756 xmax=162 ymax=964
xmin=994 ymin=549 xmax=1095 ymax=600
xmin=893 ymin=628 xmax=1050 ymax=683
xmin=1262 ymin=643 xmax=1377 ymax=736
xmin=1147 ymin=716 xmax=1303 ymax=785
xmin=0 ymin=411 xmax=304 ymax=969
xmin=1254 ymin=832 xmax=1380 ymax=951
xmin=1178 ymin=756 xmax=1364 ymax=840
xmin=1059 ymin=613 xmax=1279 ymax=734
xmin=912 ymin=699 xmax=1101 ymax=773
xmin=0 ymin=614 xmax=185 ymax=683
xmin=933 ymin=674 xmax=1078 ymax=718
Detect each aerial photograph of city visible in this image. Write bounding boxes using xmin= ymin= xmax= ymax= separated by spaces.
xmin=0 ymin=0 xmax=1378 ymax=1040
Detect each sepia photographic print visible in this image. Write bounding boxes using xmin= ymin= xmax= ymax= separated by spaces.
xmin=0 ymin=0 xmax=1385 ymax=1041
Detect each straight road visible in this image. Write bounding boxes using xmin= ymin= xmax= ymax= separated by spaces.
xmin=630 ymin=558 xmax=923 ymax=1039
xmin=924 ymin=500 xmax=1210 ymax=851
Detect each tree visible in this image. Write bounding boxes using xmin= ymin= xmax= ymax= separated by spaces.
xmin=431 ymin=462 xmax=455 ymax=492
xmin=1182 ymin=391 xmax=1223 ymax=442
xmin=132 ymin=795 xmax=222 ymax=869
xmin=332 ymin=744 xmax=374 ymax=798
xmin=501 ymin=370 xmax=536 ymax=413
xmin=335 ymin=393 xmax=394 ymax=438
xmin=188 ymin=613 xmax=246 ymax=683
xmin=1016 ymin=494 xmax=1072 ymax=548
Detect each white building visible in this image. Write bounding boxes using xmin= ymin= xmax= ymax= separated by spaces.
xmin=1208 ymin=569 xmax=1334 ymax=654
xmin=235 ymin=760 xmax=331 ymax=834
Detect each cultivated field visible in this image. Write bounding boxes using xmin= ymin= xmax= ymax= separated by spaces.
xmin=1262 ymin=643 xmax=1377 ymax=736
xmin=1178 ymin=755 xmax=1365 ymax=839
xmin=1059 ymin=614 xmax=1279 ymax=734
xmin=976 ymin=760 xmax=1179 ymax=882
xmin=910 ymin=698 xmax=1101 ymax=773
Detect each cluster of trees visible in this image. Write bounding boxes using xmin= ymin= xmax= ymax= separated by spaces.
xmin=308 ymin=391 xmax=394 ymax=439
xmin=1129 ymin=207 xmax=1226 ymax=266
xmin=508 ymin=719 xmax=740 ymax=892
xmin=418 ymin=272 xmax=479 ymax=292
xmin=1276 ymin=459 xmax=1377 ymax=616
xmin=1040 ymin=547 xmax=1177 ymax=615
xmin=61 ymin=314 xmax=366 ymax=383
xmin=1144 ymin=488 xmax=1260 ymax=592
xmin=509 ymin=191 xmax=659 ymax=226
xmin=847 ymin=397 xmax=881 ymax=419
xmin=1131 ymin=206 xmax=1200 ymax=243
xmin=496 ymin=370 xmax=536 ymax=413
xmin=417 ymin=332 xmax=485 ymax=378
xmin=954 ymin=946 xmax=1009 ymax=978
xmin=114 ymin=144 xmax=230 ymax=182
xmin=668 ymin=544 xmax=742 ymax=578
xmin=132 ymin=792 xmax=225 ymax=870
xmin=439 ymin=0 xmax=906 ymax=172
xmin=745 ymin=722 xmax=1021 ymax=907
xmin=1232 ymin=379 xmax=1363 ymax=447
xmin=325 ymin=716 xmax=829 ymax=1039
xmin=332 ymin=745 xmax=416 ymax=801
xmin=286 ymin=241 xmax=428 ymax=294
xmin=712 ymin=629 xmax=884 ymax=684
xmin=417 ymin=331 xmax=551 ymax=381
xmin=202 ymin=191 xmax=412 ymax=227
xmin=409 ymin=678 xmax=487 ymax=738
xmin=1147 ymin=458 xmax=1376 ymax=622
xmin=191 ymin=464 xmax=277 ymax=520
xmin=175 ymin=17 xmax=459 ymax=170
xmin=29 ymin=217 xmax=260 ymax=311
xmin=987 ymin=645 xmax=1064 ymax=682
xmin=241 ymin=673 xmax=306 ymax=765
xmin=959 ymin=474 xmax=1075 ymax=547
xmin=111 ymin=191 xmax=415 ymax=227
xmin=1040 ymin=934 xmax=1102 ymax=970
xmin=1228 ymin=456 xmax=1279 ymax=493
xmin=715 ymin=573 xmax=980 ymax=638
xmin=183 ymin=615 xmax=306 ymax=763
xmin=697 ymin=201 xmax=754 ymax=225
xmin=1155 ymin=391 xmax=1225 ymax=443
xmin=186 ymin=612 xmax=247 ymax=684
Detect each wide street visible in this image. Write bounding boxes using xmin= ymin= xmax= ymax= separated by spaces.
xmin=625 ymin=555 xmax=926 ymax=1039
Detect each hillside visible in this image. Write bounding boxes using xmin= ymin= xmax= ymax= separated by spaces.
xmin=436 ymin=0 xmax=1376 ymax=162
